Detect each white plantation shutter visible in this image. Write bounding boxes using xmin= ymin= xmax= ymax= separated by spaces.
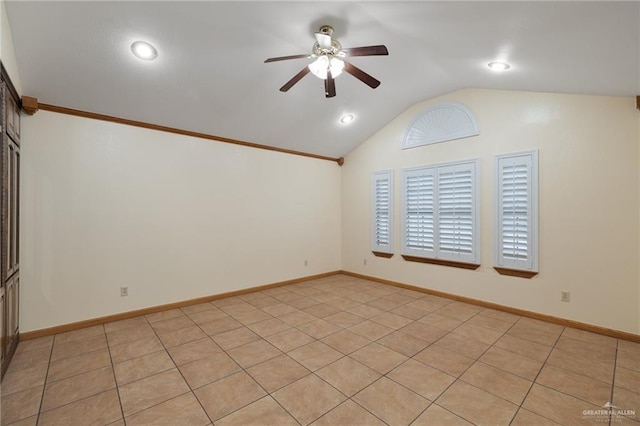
xmin=372 ymin=171 xmax=393 ymax=253
xmin=437 ymin=163 xmax=477 ymax=263
xmin=403 ymin=168 xmax=436 ymax=257
xmin=402 ymin=160 xmax=479 ymax=263
xmin=495 ymin=151 xmax=538 ymax=271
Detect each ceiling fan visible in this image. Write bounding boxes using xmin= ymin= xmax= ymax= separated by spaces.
xmin=265 ymin=25 xmax=388 ymax=98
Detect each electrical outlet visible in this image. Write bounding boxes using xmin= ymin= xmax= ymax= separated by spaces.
xmin=304 ymin=259 xmax=308 ymax=267
xmin=363 ymin=259 xmax=367 ymax=266
xmin=120 ymin=286 xmax=128 ymax=297
xmin=561 ymin=291 xmax=570 ymax=302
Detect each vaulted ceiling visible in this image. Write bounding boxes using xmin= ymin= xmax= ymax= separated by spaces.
xmin=5 ymin=1 xmax=639 ymax=158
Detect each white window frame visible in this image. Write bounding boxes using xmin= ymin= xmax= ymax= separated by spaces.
xmin=401 ymin=159 xmax=480 ymax=264
xmin=494 ymin=150 xmax=539 ymax=272
xmin=371 ymin=170 xmax=394 ymax=254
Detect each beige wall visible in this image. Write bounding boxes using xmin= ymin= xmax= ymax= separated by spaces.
xmin=20 ymin=111 xmax=342 ymax=331
xmin=342 ymin=88 xmax=640 ymax=334
xmin=1 ymin=0 xmax=22 ymax=95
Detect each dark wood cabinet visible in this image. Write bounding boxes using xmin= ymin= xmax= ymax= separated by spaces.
xmin=1 ymin=64 xmax=21 ymax=378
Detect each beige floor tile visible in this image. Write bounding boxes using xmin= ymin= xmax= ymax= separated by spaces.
xmin=546 ymin=348 xmax=614 ymax=384
xmin=246 ymin=317 xmax=291 ymax=337
xmin=406 ymin=297 xmax=451 ymax=313
xmin=247 ymin=296 xmax=281 ymax=309
xmin=149 ymin=315 xmax=195 ymax=333
xmin=370 ymin=311 xmax=414 ymax=329
xmin=562 ymin=327 xmax=617 ymax=347
xmin=114 ymin=349 xmax=175 ymax=386
xmin=272 ymin=374 xmax=347 ymax=425
xmin=399 ymin=321 xmax=448 ymax=343
xmin=156 ymin=324 xmax=207 ymax=347
xmin=287 ymin=341 xmax=343 ymax=371
xmin=194 ymin=371 xmax=267 ymax=421
xmin=615 ymin=366 xmax=640 ymax=393
xmin=434 ymin=302 xmax=483 ymax=322
xmin=1 ymin=386 xmax=43 ymax=424
xmin=187 ymin=308 xmax=229 ymax=325
xmin=325 ymin=297 xmax=360 ymax=310
xmin=411 ymin=404 xmax=473 ymax=425
xmin=507 ymin=321 xmax=561 ymax=347
xmin=179 ymin=351 xmax=241 ymax=389
xmin=213 ymin=296 xmax=247 ymax=308
xmin=279 ymin=310 xmax=318 ymax=327
xmin=198 ymin=317 xmax=243 ymax=336
xmin=118 ymin=368 xmax=190 ymax=417
xmin=211 ymin=327 xmax=261 ymax=350
xmin=353 ymin=377 xmax=429 ymax=425
xmin=347 ymin=304 xmax=385 ymax=319
xmin=479 ymin=346 xmax=544 ymax=380
xmin=494 ymin=334 xmax=553 ymax=362
xmin=105 ymin=325 xmax=155 ymax=348
xmin=377 ymin=330 xmax=430 ymax=357
xmin=51 ymin=334 xmax=108 ymax=361
xmin=302 ymin=303 xmax=342 ymax=318
xmin=418 ymin=312 xmax=465 ymax=331
xmin=47 ymin=348 xmax=112 ymax=383
xmin=436 ymin=380 xmax=518 ymax=425
xmin=14 ymin=336 xmax=54 ymax=355
xmin=460 ymin=362 xmax=532 ymax=405
xmin=414 ymin=345 xmax=475 ymax=377
xmin=452 ymin=322 xmax=504 ymax=345
xmin=554 ymin=335 xmax=616 ymax=363
xmin=227 ymin=339 xmax=282 ymax=368
xmin=38 ymin=389 xmax=122 ymax=426
xmin=287 ymin=296 xmax=320 ymax=310
xmin=54 ymin=325 xmax=105 ymax=345
xmin=4 ymin=415 xmax=38 ymax=426
xmin=261 ymin=303 xmax=298 ymax=316
xmin=265 ymin=328 xmax=315 ymax=352
xmin=465 ymin=314 xmax=515 ymax=333
xmin=476 ymin=308 xmax=521 ymax=323
xmin=511 ymin=408 xmax=561 ymax=425
xmin=350 ymin=342 xmax=408 ymax=374
xmin=216 ymin=396 xmax=298 ymax=426
xmin=366 ymin=298 xmax=402 ymax=311
xmin=145 ymin=308 xmax=186 ymax=323
xmin=324 ymin=311 xmax=366 ymax=328
xmin=321 ymin=329 xmax=371 ymax=354
xmin=619 ymin=339 xmax=640 ymax=358
xmin=103 ymin=316 xmax=149 ymax=334
xmin=125 ymin=392 xmax=210 ymax=425
xmin=180 ymin=301 xmax=217 ymax=315
xmin=536 ymin=364 xmax=612 ymax=405
xmin=348 ymin=320 xmax=394 ymax=340
xmin=41 ymin=366 xmax=116 ymax=412
xmin=1 ymin=362 xmax=48 ymax=395
xmin=522 ymin=383 xmax=600 ymax=426
xmin=167 ymin=337 xmax=222 ymax=366
xmin=109 ymin=335 xmax=164 ymax=363
xmin=316 ymin=357 xmax=381 ymax=396
xmin=246 ymin=354 xmax=310 ymax=392
xmin=297 ymin=318 xmax=342 ymax=339
xmin=618 ymin=347 xmax=640 ymax=373
xmin=612 ymin=386 xmax=640 ymax=414
xmin=383 ymin=292 xmax=418 ymax=305
xmin=434 ymin=332 xmax=490 ymax=359
xmin=391 ymin=305 xmax=428 ymax=320
xmin=517 ymin=317 xmax=564 ymax=334
xmin=231 ymin=309 xmax=273 ymax=325
xmin=388 ymin=359 xmax=456 ymax=401
xmin=312 ymin=400 xmax=385 ymax=426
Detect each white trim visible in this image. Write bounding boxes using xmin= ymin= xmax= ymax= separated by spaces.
xmin=402 ymin=102 xmax=480 ymax=149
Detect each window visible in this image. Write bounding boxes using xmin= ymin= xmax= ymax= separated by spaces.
xmin=401 ymin=159 xmax=479 ymax=266
xmin=494 ymin=150 xmax=538 ymax=275
xmin=372 ymin=170 xmax=393 ymax=256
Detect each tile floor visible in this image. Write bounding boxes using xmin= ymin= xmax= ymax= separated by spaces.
xmin=2 ymin=274 xmax=639 ymax=425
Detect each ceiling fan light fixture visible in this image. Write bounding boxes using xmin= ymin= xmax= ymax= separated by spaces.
xmin=131 ymin=41 xmax=158 ymax=60
xmin=488 ymin=61 xmax=510 ymax=71
xmin=308 ymin=55 xmax=344 ymax=80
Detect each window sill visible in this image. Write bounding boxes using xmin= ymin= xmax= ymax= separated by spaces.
xmin=372 ymin=251 xmax=393 ymax=258
xmin=494 ymin=267 xmax=538 ymax=278
xmin=401 ymin=255 xmax=480 ymax=270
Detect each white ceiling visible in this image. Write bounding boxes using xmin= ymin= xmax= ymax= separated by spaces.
xmin=5 ymin=1 xmax=639 ymax=158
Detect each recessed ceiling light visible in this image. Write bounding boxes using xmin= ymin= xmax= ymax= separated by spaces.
xmin=488 ymin=61 xmax=511 ymax=71
xmin=340 ymin=114 xmax=355 ymax=124
xmin=131 ymin=41 xmax=158 ymax=60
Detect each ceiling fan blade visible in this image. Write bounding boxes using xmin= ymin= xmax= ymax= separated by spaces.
xmin=325 ymin=70 xmax=336 ymax=98
xmin=315 ymin=32 xmax=332 ymax=49
xmin=343 ymin=62 xmax=381 ymax=89
xmin=342 ymin=45 xmax=389 ymax=57
xmin=265 ymin=54 xmax=311 ymax=63
xmin=279 ymin=67 xmax=311 ymax=92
